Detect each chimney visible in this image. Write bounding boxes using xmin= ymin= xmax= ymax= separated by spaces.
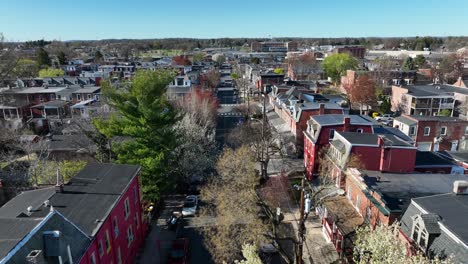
xmin=343 ymin=117 xmax=351 ymax=132
xmin=319 ymin=103 xmax=325 ymax=115
xmin=453 ymin=181 xmax=468 ymax=195
xmin=55 ymin=169 xmax=64 ymax=193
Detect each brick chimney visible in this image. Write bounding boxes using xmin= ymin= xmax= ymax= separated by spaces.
xmin=318 ymin=103 xmax=325 ymax=115
xmin=55 ymin=169 xmax=64 ymax=193
xmin=453 ymin=180 xmax=468 ymax=195
xmin=343 ymin=117 xmax=351 ymax=132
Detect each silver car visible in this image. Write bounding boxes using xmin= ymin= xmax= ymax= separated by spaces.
xmin=182 ymin=195 xmax=198 ymax=217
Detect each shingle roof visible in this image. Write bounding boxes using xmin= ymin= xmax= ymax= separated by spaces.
xmin=403 ymin=84 xmax=468 ymax=97
xmin=414 ymin=193 xmax=468 ymax=244
xmin=394 ymin=115 xmax=417 ymax=126
xmin=0 ymin=187 xmax=55 ymax=218
xmin=0 ymin=218 xmax=42 ymax=259
xmin=311 ymin=114 xmax=372 ymax=126
xmin=337 ymin=132 xmax=379 ymax=145
xmin=420 ymin=213 xmax=442 ymax=234
xmin=415 ymin=151 xmax=455 ymax=167
xmin=0 ymin=163 xmax=140 ymax=237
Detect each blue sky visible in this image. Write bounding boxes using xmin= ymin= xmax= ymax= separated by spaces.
xmin=1 ymin=0 xmax=467 ymax=41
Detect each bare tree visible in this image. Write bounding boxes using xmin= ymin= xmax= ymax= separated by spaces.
xmin=287 ymin=52 xmax=319 ymax=81
xmin=227 ymin=120 xmax=285 ymax=179
xmin=0 ymin=33 xmax=18 ymax=83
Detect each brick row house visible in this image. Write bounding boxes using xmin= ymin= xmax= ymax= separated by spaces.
xmin=269 ymin=86 xmax=347 ymax=155
xmin=0 ymin=163 xmax=148 ymax=264
xmin=303 ymin=114 xmax=374 ymax=179
xmin=393 ymin=115 xmax=468 ymax=151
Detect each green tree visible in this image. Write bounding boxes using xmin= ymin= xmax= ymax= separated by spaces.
xmin=414 ymin=55 xmax=426 ymax=68
xmin=57 ymin=51 xmax=68 ymax=65
xmin=402 ymin=57 xmax=415 ymax=71
xmin=321 ymin=53 xmax=358 ymax=85
xmin=94 ymin=50 xmax=104 ymax=63
xmin=12 ymin=59 xmax=39 ymax=78
xmin=36 ymin=47 xmax=51 ymax=67
xmin=192 ymin=52 xmax=204 ymax=63
xmin=93 ymin=69 xmax=179 ymax=201
xmin=38 ymin=68 xmax=64 ymax=78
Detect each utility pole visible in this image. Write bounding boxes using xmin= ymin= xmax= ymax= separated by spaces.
xmin=261 ymin=92 xmax=267 ymax=179
xmin=297 ymin=178 xmax=305 ymax=264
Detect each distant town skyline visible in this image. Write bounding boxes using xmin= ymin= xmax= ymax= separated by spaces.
xmin=1 ymin=0 xmax=468 ymax=41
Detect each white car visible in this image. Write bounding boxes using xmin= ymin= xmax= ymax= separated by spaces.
xmin=182 ymin=195 xmax=198 ymax=217
xmin=375 ymin=114 xmax=393 ymax=122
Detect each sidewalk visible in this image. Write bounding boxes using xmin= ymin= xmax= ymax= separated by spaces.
xmin=282 ymin=208 xmax=340 ymax=264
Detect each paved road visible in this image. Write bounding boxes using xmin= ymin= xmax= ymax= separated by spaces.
xmin=137 ymin=196 xmax=214 ymax=264
xmin=216 ymin=89 xmax=243 ymax=145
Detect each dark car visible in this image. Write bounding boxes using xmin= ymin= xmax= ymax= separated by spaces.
xmin=168 ymin=238 xmax=190 ymax=264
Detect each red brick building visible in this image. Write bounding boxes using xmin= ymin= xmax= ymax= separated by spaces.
xmin=393 ymin=115 xmax=468 ymax=151
xmin=303 ymin=115 xmax=374 ymax=179
xmin=331 ymin=45 xmax=366 ymax=59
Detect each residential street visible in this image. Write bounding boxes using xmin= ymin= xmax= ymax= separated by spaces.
xmin=136 ymin=195 xmax=214 ymax=264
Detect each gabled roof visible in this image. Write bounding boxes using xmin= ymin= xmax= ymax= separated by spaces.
xmin=0 ymin=163 xmax=140 ymax=237
xmin=414 ymin=193 xmax=468 ymax=244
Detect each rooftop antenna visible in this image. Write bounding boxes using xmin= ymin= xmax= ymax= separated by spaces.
xmin=55 ymin=168 xmax=64 ymax=193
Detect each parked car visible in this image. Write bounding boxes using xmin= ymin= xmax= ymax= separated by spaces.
xmin=166 ymin=212 xmax=182 ymax=231
xmin=182 ymin=195 xmax=198 ymax=217
xmin=168 ymin=238 xmax=190 ymax=264
xmin=375 ymin=114 xmax=393 ymax=122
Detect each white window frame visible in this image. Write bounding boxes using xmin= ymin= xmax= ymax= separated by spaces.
xmin=127 ymin=225 xmax=134 ymax=247
xmin=124 ymin=198 xmax=130 ymax=219
xmin=356 ymin=128 xmax=363 ymax=133
xmin=440 ymin=126 xmax=447 ymax=136
xmin=77 ymin=94 xmax=82 ymax=101
xmin=355 ymin=195 xmax=361 ymax=211
xmin=347 ymin=186 xmax=352 ymax=199
xmin=113 ymin=216 xmax=119 ymax=237
xmin=465 ymin=126 xmax=468 ymax=135
xmin=409 ymin=126 xmax=416 ymax=136
xmin=424 ymin=126 xmax=430 ymax=136
xmin=411 ymin=215 xmax=430 ymax=250
xmin=90 ymin=253 xmax=97 ymax=264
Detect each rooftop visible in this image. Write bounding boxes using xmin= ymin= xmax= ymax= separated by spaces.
xmin=359 ymin=170 xmax=467 ymax=212
xmin=310 ymin=114 xmax=372 ymax=126
xmin=415 ymin=151 xmax=455 ymax=167
xmin=401 ymin=84 xmax=468 ymax=97
xmin=0 ymin=163 xmax=140 ymax=236
xmin=414 ymin=193 xmax=468 ymax=244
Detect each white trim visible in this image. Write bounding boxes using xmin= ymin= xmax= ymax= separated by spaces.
xmin=439 ymin=223 xmax=468 ymax=248
xmin=412 ymin=200 xmax=428 ymax=214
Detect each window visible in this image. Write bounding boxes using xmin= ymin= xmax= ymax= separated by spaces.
xmin=355 ymin=195 xmax=361 ymax=210
xmin=424 ymin=127 xmax=430 ymax=136
xmin=347 ymin=186 xmax=352 ymax=199
xmin=133 ymin=187 xmax=137 ymax=204
xmin=356 ymin=128 xmax=363 ymax=133
xmin=117 ymin=247 xmax=122 ymax=264
xmin=127 ymin=226 xmax=134 ymax=246
xmin=365 ymin=207 xmax=371 ymax=224
xmin=57 ymin=94 xmax=62 ymax=100
xmin=77 ymin=94 xmax=81 ymax=101
xmin=124 ymin=198 xmax=130 ymax=219
xmin=411 ymin=216 xmax=429 ymax=250
xmin=87 ymin=94 xmax=92 ymax=100
xmin=329 ymin=129 xmax=335 ymax=140
xmin=465 ymin=126 xmax=468 ymax=135
xmin=94 ymin=94 xmax=100 ymax=101
xmin=136 ymin=212 xmax=140 ymax=229
xmin=440 ymin=126 xmax=447 ymax=136
xmin=113 ymin=217 xmax=119 ymax=237
xmin=105 ymin=230 xmax=112 ymax=253
xmin=409 ymin=126 xmax=416 ymax=136
xmin=90 ymin=253 xmax=97 ymax=264
xmin=98 ymin=240 xmax=104 ymax=256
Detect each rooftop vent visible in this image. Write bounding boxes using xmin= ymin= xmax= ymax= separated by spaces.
xmin=453 ymin=180 xmax=468 ymax=195
xmin=26 ymin=249 xmax=43 ymax=263
xmin=43 ymin=200 xmax=50 ymax=207
xmin=27 ymin=206 xmax=33 ymax=213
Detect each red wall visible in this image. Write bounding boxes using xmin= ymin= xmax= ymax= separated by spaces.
xmin=80 ymin=175 xmax=146 ymax=264
xmin=351 ymin=146 xmax=381 ymax=171
xmin=380 ymin=148 xmax=417 ymax=173
xmin=304 ymin=124 xmax=373 ymax=179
